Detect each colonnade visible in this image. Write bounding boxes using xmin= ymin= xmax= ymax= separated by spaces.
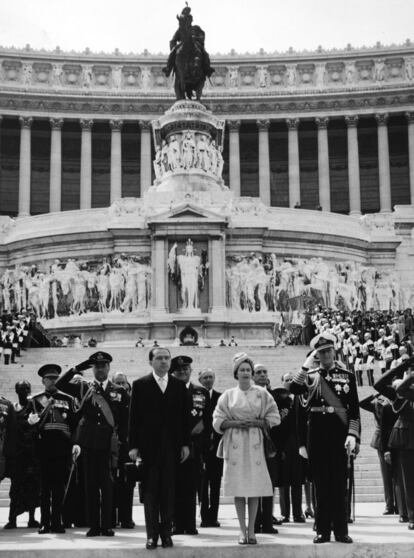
xmin=4 ymin=112 xmax=414 ymax=216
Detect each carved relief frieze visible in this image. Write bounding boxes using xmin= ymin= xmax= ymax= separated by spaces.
xmin=238 ymin=65 xmax=256 ymax=86
xmin=355 ymin=59 xmax=374 ymax=82
xmin=62 ymin=64 xmax=82 ymax=86
xmin=268 ymin=64 xmax=287 ymax=87
xmin=296 ymin=63 xmax=316 ymax=86
xmin=1 ymin=59 xmax=22 ymax=82
xmin=326 ymin=61 xmax=345 ymax=85
xmin=151 ymin=66 xmax=167 ymax=88
xmin=122 ymin=65 xmax=140 ymax=87
xmin=384 ymin=57 xmax=404 ymax=81
xmin=92 ymin=64 xmax=112 ymax=87
xmin=32 ymin=62 xmax=52 ymax=85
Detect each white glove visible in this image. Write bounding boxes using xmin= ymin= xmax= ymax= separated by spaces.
xmin=28 ymin=412 xmax=40 ymax=425
xmin=345 ymin=435 xmax=356 ymax=452
xmin=302 ymin=351 xmax=318 ymax=370
xmin=72 ymin=445 xmax=81 ymax=459
xmin=299 ymin=446 xmax=308 ymax=459
xmin=129 ymin=448 xmax=139 ymax=462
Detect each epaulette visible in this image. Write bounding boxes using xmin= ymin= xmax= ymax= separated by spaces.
xmin=29 ymin=391 xmax=45 ymax=400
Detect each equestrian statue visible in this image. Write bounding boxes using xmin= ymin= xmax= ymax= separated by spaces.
xmin=162 ymin=4 xmax=214 ymax=101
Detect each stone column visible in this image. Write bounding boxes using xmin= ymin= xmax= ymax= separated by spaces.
xmin=49 ymin=118 xmax=63 ymax=213
xmin=152 ymin=237 xmax=167 ymax=314
xmin=257 ymin=120 xmax=271 ymax=205
xmin=80 ymin=119 xmax=93 ymax=210
xmin=406 ymin=112 xmax=414 ymax=205
xmin=110 ymin=120 xmax=123 ymax=203
xmin=286 ymin=118 xmax=300 ymax=207
xmin=209 ymin=236 xmax=226 ymax=317
xmin=375 ymin=113 xmax=392 ymax=213
xmin=139 ymin=120 xmax=152 ymax=196
xmin=228 ymin=120 xmax=241 ymax=197
xmin=18 ymin=116 xmax=33 ymax=217
xmin=316 ymin=117 xmax=331 ymax=211
xmin=345 ymin=115 xmax=361 ymax=215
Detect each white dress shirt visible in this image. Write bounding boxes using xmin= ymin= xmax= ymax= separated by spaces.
xmin=153 ymin=371 xmax=168 ymax=393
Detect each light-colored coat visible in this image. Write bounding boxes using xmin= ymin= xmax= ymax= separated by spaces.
xmin=213 ymin=385 xmax=280 ymax=497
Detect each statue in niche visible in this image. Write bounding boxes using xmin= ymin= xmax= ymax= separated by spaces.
xmin=168 ymin=239 xmax=208 ymax=312
xmin=345 ymin=61 xmax=355 ymax=84
xmin=181 ymin=132 xmax=196 ymax=169
xmin=286 ymin=64 xmax=296 ymax=86
xmin=258 ymin=66 xmax=268 ymax=88
xmin=196 ymin=135 xmax=209 ymax=171
xmin=154 ymin=146 xmax=164 ymax=179
xmin=228 ymin=67 xmax=238 ymax=88
xmin=374 ymin=58 xmax=385 ymax=82
xmin=216 ymin=145 xmax=224 ymax=177
xmin=141 ymin=66 xmax=152 ymax=89
xmin=209 ymin=140 xmax=218 ymax=173
xmin=167 ymin=135 xmax=181 ymax=170
xmin=177 ymin=239 xmax=201 ymax=311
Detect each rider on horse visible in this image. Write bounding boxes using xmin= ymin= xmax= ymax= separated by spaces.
xmin=162 ymin=4 xmax=214 ymax=80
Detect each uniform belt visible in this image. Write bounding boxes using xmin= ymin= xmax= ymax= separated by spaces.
xmin=310 ymin=406 xmax=347 ymax=414
xmin=43 ymin=423 xmax=70 ymax=433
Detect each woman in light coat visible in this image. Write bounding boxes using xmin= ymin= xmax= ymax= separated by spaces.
xmin=213 ymin=353 xmax=280 ymax=544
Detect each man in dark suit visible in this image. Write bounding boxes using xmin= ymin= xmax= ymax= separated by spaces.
xmin=128 ymin=347 xmax=190 ymax=550
xmin=359 ymin=393 xmax=398 ymax=515
xmin=56 ymin=351 xmax=129 ymax=537
xmin=111 ymin=372 xmax=134 ymax=529
xmin=252 ymin=364 xmax=280 ymax=534
xmin=170 ymin=355 xmax=210 ymax=535
xmin=198 ymin=368 xmax=223 ymax=528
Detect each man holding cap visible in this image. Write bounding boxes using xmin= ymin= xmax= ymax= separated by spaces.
xmin=56 ymin=352 xmax=129 ymax=537
xmin=171 ymin=355 xmax=210 ymax=535
xmin=290 ymin=333 xmax=360 ymax=544
xmin=198 ymin=368 xmax=223 ymax=528
xmin=28 ymin=364 xmax=79 ymax=534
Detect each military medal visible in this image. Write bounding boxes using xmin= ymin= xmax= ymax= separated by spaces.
xmin=343 ymin=384 xmax=350 ymax=394
xmin=335 ymin=384 xmax=342 ymax=393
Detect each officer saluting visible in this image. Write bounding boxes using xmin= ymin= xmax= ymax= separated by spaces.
xmin=55 ymin=352 xmax=129 ymax=537
xmin=171 ymin=355 xmax=210 ymax=535
xmin=28 ymin=364 xmax=79 ymax=534
xmin=289 ymin=333 xmax=360 ymax=544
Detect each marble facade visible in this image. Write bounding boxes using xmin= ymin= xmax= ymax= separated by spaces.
xmin=1 ymin=43 xmax=414 ymax=342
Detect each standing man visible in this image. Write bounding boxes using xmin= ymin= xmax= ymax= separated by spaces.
xmin=128 ymin=347 xmax=190 ymax=550
xmin=171 ymin=355 xmax=210 ymax=536
xmin=252 ymin=364 xmax=280 ymax=534
xmin=198 ymin=368 xmax=223 ymax=528
xmin=56 ymin=352 xmax=129 ymax=537
xmin=5 ymin=381 xmax=40 ymax=529
xmin=0 ymin=393 xmax=16 ymax=490
xmin=290 ymin=333 xmax=360 ymax=544
xmin=28 ymin=364 xmax=79 ymax=534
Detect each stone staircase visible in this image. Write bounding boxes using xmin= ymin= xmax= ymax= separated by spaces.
xmin=0 ymin=345 xmax=384 ymax=507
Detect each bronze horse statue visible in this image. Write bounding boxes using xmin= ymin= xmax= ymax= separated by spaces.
xmin=163 ymin=5 xmax=214 ymax=101
xmin=174 ymin=21 xmax=206 ymax=101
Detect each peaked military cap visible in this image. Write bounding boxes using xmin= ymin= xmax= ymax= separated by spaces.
xmin=310 ymin=332 xmax=336 ymax=352
xmin=89 ymin=351 xmax=113 ymax=364
xmin=170 ymin=355 xmax=193 ymax=372
xmin=38 ymin=363 xmax=62 ymax=378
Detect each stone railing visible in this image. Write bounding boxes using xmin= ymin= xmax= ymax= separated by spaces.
xmin=1 ymin=43 xmax=414 ymax=96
